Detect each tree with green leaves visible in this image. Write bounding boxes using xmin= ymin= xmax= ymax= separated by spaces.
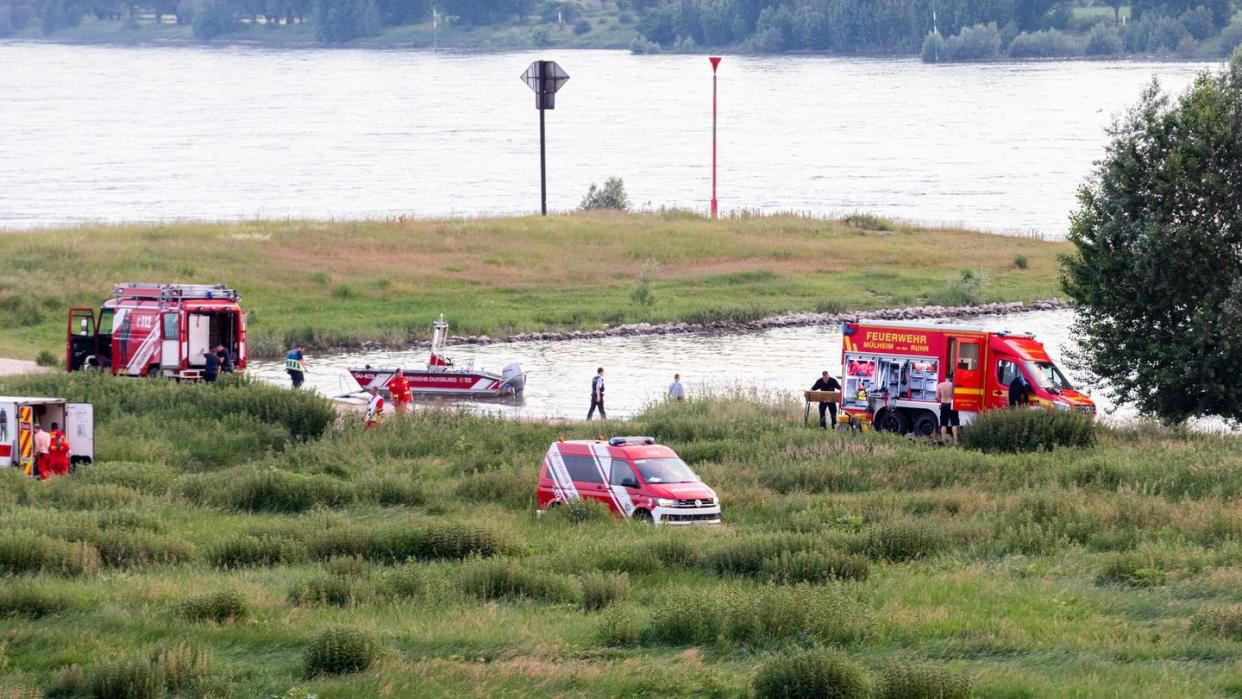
xmin=1063 ymin=49 xmax=1242 ymax=423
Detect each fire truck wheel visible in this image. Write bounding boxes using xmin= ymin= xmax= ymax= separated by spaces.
xmin=912 ymin=411 xmax=939 ymax=437
xmin=631 ymin=509 xmax=654 ymax=524
xmin=877 ymin=409 xmax=909 ymax=434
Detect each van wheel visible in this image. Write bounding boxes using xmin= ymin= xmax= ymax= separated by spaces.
xmin=632 ymin=509 xmax=654 ymax=524
xmin=146 ymin=365 xmax=161 ymax=378
xmin=878 ymin=409 xmax=909 ymax=434
xmin=912 ymin=411 xmax=939 ymax=437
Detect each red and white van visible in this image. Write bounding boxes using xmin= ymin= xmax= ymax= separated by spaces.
xmin=67 ymin=283 xmax=247 ymax=379
xmin=537 ymin=436 xmax=722 ymax=525
xmin=841 ymin=320 xmax=1095 ymax=435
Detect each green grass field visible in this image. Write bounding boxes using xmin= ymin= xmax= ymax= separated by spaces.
xmin=1 ymin=374 xmax=1242 ymax=697
xmin=0 ymin=212 xmax=1065 ymax=360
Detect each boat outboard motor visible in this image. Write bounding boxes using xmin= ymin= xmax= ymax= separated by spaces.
xmin=501 ymin=363 xmax=527 ymax=394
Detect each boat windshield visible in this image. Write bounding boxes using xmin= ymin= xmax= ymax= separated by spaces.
xmin=634 ymin=458 xmax=699 ymax=484
xmin=1024 ymin=361 xmax=1074 ymax=390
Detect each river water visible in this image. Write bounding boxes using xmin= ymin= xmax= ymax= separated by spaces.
xmin=250 ymin=308 xmax=1096 ymax=420
xmin=0 ymin=43 xmax=1219 ymax=235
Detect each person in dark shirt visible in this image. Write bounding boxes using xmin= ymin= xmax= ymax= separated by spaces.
xmin=202 ymin=349 xmax=221 ymax=383
xmin=587 ymin=367 xmax=606 ymax=420
xmin=215 ymin=344 xmax=235 ymax=373
xmin=1009 ymin=372 xmax=1029 ymax=407
xmin=811 ymin=371 xmax=841 ymax=429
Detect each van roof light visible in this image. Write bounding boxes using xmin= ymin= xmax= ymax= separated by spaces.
xmin=608 ymin=436 xmax=657 ymax=446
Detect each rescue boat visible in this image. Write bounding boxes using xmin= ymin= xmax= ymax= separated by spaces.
xmin=348 ymin=316 xmax=526 ymax=399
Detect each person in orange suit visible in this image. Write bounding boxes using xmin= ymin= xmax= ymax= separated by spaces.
xmin=388 ymin=369 xmax=412 ymax=415
xmin=47 ymin=422 xmax=70 ymax=477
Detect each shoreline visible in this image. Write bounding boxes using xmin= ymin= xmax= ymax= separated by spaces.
xmin=308 ymin=298 xmax=1070 ymax=358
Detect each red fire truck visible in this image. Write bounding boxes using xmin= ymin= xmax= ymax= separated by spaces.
xmin=840 ymin=320 xmax=1095 ymax=435
xmin=67 ymin=283 xmax=247 ymax=379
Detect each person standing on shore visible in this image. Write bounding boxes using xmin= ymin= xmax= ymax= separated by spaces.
xmin=587 ymin=367 xmax=606 ymax=420
xmin=811 ymin=371 xmax=841 ymax=429
xmin=668 ymin=373 xmax=685 ymax=401
xmin=389 ymin=369 xmax=412 ymax=415
xmin=365 ymin=386 xmax=384 ymax=430
xmin=937 ymin=373 xmax=959 ymax=445
xmin=286 ymin=343 xmax=308 ymax=389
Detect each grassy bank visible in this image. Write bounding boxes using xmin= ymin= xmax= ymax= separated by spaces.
xmin=0 ymin=212 xmax=1065 ymax=360
xmin=2 ymin=374 xmax=1242 ymax=697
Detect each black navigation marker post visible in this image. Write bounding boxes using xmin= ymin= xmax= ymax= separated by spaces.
xmin=521 ymin=60 xmax=569 ymax=215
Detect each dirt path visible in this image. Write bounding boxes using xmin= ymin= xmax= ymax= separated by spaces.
xmin=0 ymin=358 xmax=50 ymax=378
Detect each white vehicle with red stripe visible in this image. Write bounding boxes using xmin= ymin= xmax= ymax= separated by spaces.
xmin=537 ymin=436 xmax=722 ymax=525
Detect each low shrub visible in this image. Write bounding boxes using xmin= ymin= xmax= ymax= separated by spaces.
xmin=0 ymin=580 xmax=76 ymax=618
xmin=580 ymin=572 xmax=630 ymax=611
xmin=1007 ymin=29 xmax=1081 ymax=58
xmin=208 ymin=534 xmax=307 ymax=568
xmin=753 ymin=649 xmax=869 ymax=699
xmin=1191 ymin=604 xmax=1242 ymax=640
xmin=35 ymin=349 xmax=59 ymax=367
xmin=151 ymin=641 xmax=213 ymax=692
xmin=877 ymin=660 xmax=972 ymax=699
xmin=454 ymin=467 xmax=534 ymax=508
xmin=645 ymin=584 xmax=868 ymax=646
xmin=699 ymin=533 xmax=827 ymax=577
xmin=863 ymin=520 xmax=948 ymax=562
xmin=86 ymin=656 xmax=165 ymax=699
xmin=761 ymin=550 xmax=871 ymax=583
xmin=456 ymin=558 xmax=577 ymax=603
xmin=962 ymin=408 xmax=1096 ymax=453
xmin=580 ymin=176 xmax=629 ymax=211
xmin=1095 ymin=551 xmax=1168 ymax=587
xmin=1013 ymin=254 xmax=1030 ymax=270
xmin=304 ymin=627 xmax=379 ymax=676
xmin=178 ymin=590 xmax=251 ymax=623
xmin=289 ymin=575 xmax=365 ymax=607
xmin=223 ymin=469 xmax=355 ymax=512
xmin=0 ymin=531 xmax=99 ymax=575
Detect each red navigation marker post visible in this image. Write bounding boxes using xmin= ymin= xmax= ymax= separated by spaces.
xmin=709 ymin=56 xmax=721 ymax=220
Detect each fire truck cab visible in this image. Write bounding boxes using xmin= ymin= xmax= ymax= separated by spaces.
xmin=67 ymin=283 xmax=247 ymax=379
xmin=840 ymin=321 xmax=1095 ymax=436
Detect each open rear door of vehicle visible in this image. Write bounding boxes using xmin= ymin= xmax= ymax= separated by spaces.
xmin=67 ymin=307 xmax=97 ymax=371
xmin=66 ymin=402 xmax=94 ymax=466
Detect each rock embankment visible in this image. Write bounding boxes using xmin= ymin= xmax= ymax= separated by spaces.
xmin=349 ymin=299 xmax=1068 ymax=351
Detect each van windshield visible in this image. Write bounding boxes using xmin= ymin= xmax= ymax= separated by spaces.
xmin=634 ymin=458 xmax=698 ymax=484
xmin=1024 ymin=361 xmax=1073 ymax=390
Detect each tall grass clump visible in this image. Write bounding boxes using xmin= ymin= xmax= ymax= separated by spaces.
xmin=308 ymin=521 xmax=521 ymax=563
xmin=89 ymin=529 xmax=196 ymax=567
xmin=752 ymin=649 xmax=869 ymax=699
xmin=1095 ymin=550 xmax=1168 ymax=587
xmin=863 ymin=520 xmax=948 ymax=562
xmin=222 ymin=469 xmax=355 ymax=512
xmin=644 ymin=584 xmax=868 ymax=646
xmin=961 ymin=408 xmax=1095 ymax=453
xmin=208 ymin=534 xmax=307 ymax=568
xmin=0 ymin=531 xmax=99 ymax=575
xmin=580 ymin=572 xmax=630 ymax=611
xmin=84 ymin=656 xmax=165 ymax=699
xmin=761 ymin=550 xmax=871 ymax=583
xmin=877 ymin=660 xmax=972 ymax=699
xmin=927 ymin=269 xmax=988 ymax=306
xmin=178 ymin=590 xmax=250 ymax=623
xmin=0 ymin=579 xmax=78 ymax=618
xmin=543 ymin=497 xmax=615 ymax=524
xmin=456 ymin=558 xmax=578 ymax=603
xmin=304 ymin=627 xmax=379 ymax=676
xmin=151 ymin=642 xmax=213 ymax=692
xmin=1191 ymin=604 xmax=1242 ymax=640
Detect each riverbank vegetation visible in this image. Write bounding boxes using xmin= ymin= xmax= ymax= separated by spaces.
xmin=2 ymin=374 xmax=1242 ymax=696
xmin=4 ymin=0 xmax=1242 ymax=57
xmin=0 ymin=212 xmax=1066 ymax=360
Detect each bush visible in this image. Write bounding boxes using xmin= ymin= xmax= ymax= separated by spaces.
xmin=457 ymin=558 xmax=578 ymax=603
xmin=208 ymin=534 xmax=307 ymax=568
xmin=1007 ymin=29 xmax=1081 ymax=58
xmin=961 ymin=408 xmax=1096 ymax=453
xmin=877 ymin=660 xmax=972 ymax=699
xmin=0 ymin=531 xmax=99 ymax=575
xmin=580 ymin=572 xmax=629 ymax=611
xmin=864 ymin=520 xmax=948 ymax=562
xmin=35 ymin=350 xmax=58 ymax=367
xmin=753 ymin=649 xmax=869 ymax=699
xmin=0 ymin=580 xmax=76 ymax=618
xmin=1096 ymin=551 xmax=1168 ymax=587
xmin=289 ymin=575 xmax=365 ymax=607
xmin=572 ymin=17 xmax=590 ymax=34
xmin=580 ymin=177 xmax=629 ymax=211
xmin=1085 ymin=22 xmax=1124 ymax=55
xmin=223 ymin=470 xmax=355 ymax=512
xmin=86 ymin=657 xmax=164 ymax=699
xmin=1012 ymin=254 xmax=1030 ymax=269
xmin=927 ymin=269 xmax=988 ymax=306
xmin=178 ymin=590 xmax=250 ymax=623
xmin=193 ymin=0 xmax=238 ymax=39
xmin=942 ymin=22 xmax=1001 ymax=62
xmin=761 ymin=550 xmax=871 ymax=583
xmin=304 ymin=627 xmax=379 ymax=676
xmin=1191 ymin=604 xmax=1242 ymax=640
xmin=921 ymin=30 xmax=945 ymax=62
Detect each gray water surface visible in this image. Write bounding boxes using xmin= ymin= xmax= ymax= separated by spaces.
xmin=250 ymin=308 xmax=1088 ymax=419
xmin=0 ymin=44 xmax=1218 ymax=235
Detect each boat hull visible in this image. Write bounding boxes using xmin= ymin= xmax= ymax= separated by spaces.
xmin=350 ymin=366 xmax=525 ymax=398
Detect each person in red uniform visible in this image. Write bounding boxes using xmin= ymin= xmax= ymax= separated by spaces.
xmin=365 ymin=386 xmax=384 ymax=430
xmin=47 ymin=422 xmax=70 ymax=477
xmin=388 ymin=369 xmax=412 ymax=415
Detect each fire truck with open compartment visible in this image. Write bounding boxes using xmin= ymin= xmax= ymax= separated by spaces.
xmin=840 ymin=320 xmax=1095 ymax=435
xmin=67 ymin=283 xmax=247 ymax=379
